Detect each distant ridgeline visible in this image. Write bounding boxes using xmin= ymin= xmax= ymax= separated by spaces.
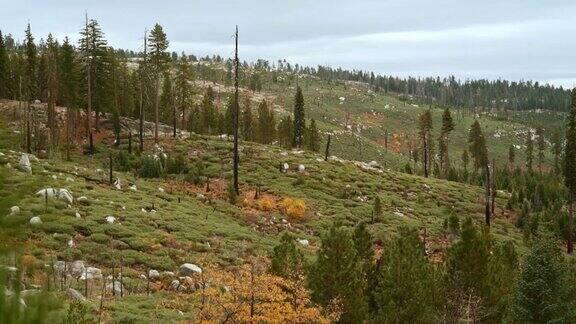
xmin=312 ymin=66 xmax=572 ymax=112
xmin=0 ymin=28 xmax=571 ymax=112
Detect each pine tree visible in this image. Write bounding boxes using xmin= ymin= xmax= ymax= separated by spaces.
xmin=0 ymin=30 xmax=9 ymax=98
xmin=462 ymin=149 xmax=469 ymax=175
xmin=256 ymin=100 xmax=274 ymax=144
xmin=24 ymin=23 xmax=37 ymax=153
xmin=372 ymin=195 xmax=382 ymax=222
xmin=59 ymin=37 xmax=79 ymax=160
xmin=372 ymin=227 xmax=437 ymax=323
xmin=269 ymin=232 xmax=305 ymax=280
xmin=512 ymin=233 xmax=573 ymax=322
xmin=293 ymin=85 xmax=305 ymax=148
xmin=508 ymin=144 xmax=515 ymax=170
xmin=439 ymin=107 xmax=455 ymax=173
xmin=44 ymin=34 xmax=59 ymax=148
xmin=224 ymin=96 xmax=235 ymax=135
xmin=147 ymin=23 xmax=169 ymax=142
xmin=309 ymin=222 xmax=367 ymax=322
xmin=418 ymin=109 xmax=433 ymax=177
xmin=563 ymin=89 xmax=576 ymax=254
xmin=536 ymin=126 xmax=545 ymax=173
xmin=485 ymin=241 xmax=519 ymax=322
xmin=241 ymin=97 xmax=254 ymax=141
xmin=200 ymin=87 xmax=215 ymax=134
xmin=159 ymin=72 xmax=173 ymax=125
xmin=552 ymin=131 xmax=562 ymax=175
xmin=78 ymin=17 xmax=108 ymax=146
xmin=467 ymin=120 xmax=488 ymax=171
xmin=445 ymin=217 xmax=492 ymax=320
xmin=525 ymin=130 xmax=534 ymax=172
xmin=306 ymin=118 xmax=320 ymax=152
xmin=175 ymin=54 xmax=192 ymax=130
xmin=277 ymin=115 xmax=293 ymax=148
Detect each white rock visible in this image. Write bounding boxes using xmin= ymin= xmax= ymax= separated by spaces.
xmin=297 ymin=164 xmax=306 ymax=172
xmin=70 ymin=260 xmax=85 ymax=277
xmin=297 ymin=239 xmax=309 ymax=246
xmin=148 ymin=269 xmax=160 ymax=279
xmin=18 ymin=154 xmax=32 ymax=173
xmin=67 ymin=239 xmax=75 ymax=248
xmin=368 ymin=160 xmax=380 ymax=168
xmin=58 ymin=189 xmax=74 ymax=204
xmin=81 ymin=267 xmax=102 ymax=280
xmin=129 ymin=184 xmax=137 ymax=191
xmin=105 ymin=216 xmax=116 ymax=224
xmin=77 ymin=196 xmax=89 ymax=204
xmin=394 ymin=211 xmax=405 ymax=218
xmin=66 ymin=288 xmax=85 ymax=301
xmin=114 ymin=178 xmax=122 ymax=190
xmin=75 ymin=212 xmax=81 ymax=218
xmin=9 ymin=206 xmax=20 ymax=215
xmin=51 ymin=175 xmax=57 ymax=180
xmin=36 ymin=188 xmax=58 ymax=199
xmin=179 ymin=263 xmax=202 ymax=276
xmin=29 ymin=216 xmax=42 ymax=225
xmin=282 ymin=163 xmax=289 ymax=171
xmin=158 ymin=187 xmax=165 ymax=193
xmin=105 ymin=281 xmax=124 ymax=295
xmin=170 ymin=279 xmax=180 ymax=290
xmin=65 ymin=177 xmax=74 ymax=182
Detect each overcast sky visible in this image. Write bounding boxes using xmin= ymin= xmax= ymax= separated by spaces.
xmin=2 ymin=0 xmax=575 ymax=88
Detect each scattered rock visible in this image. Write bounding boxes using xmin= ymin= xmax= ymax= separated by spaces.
xmin=129 ymin=184 xmax=137 ymax=191
xmin=179 ymin=263 xmax=202 ymax=276
xmin=114 ymin=178 xmax=122 ymax=190
xmin=35 ymin=188 xmax=74 ymax=204
xmin=169 ymin=279 xmax=180 ymax=290
xmin=297 ymin=239 xmax=309 ymax=246
xmin=9 ymin=206 xmax=20 ymax=215
xmin=77 ymin=196 xmax=89 ymax=205
xmin=66 ymin=288 xmax=86 ymax=301
xmin=394 ymin=211 xmax=405 ymax=218
xmin=105 ymin=216 xmax=116 ymax=224
xmin=158 ymin=187 xmax=165 ymax=193
xmin=29 ymin=216 xmax=42 ymax=225
xmin=196 ymin=193 xmax=206 ymax=202
xmin=81 ymin=267 xmax=102 ymax=280
xmin=58 ymin=189 xmax=74 ymax=204
xmin=162 ymin=271 xmax=175 ymax=278
xmin=18 ymin=154 xmax=32 ymax=173
xmin=282 ymin=163 xmax=289 ymax=172
xmin=105 ymin=281 xmax=124 ymax=295
xmin=67 ymin=239 xmax=75 ymax=248
xmin=297 ymin=164 xmax=306 ymax=172
xmin=70 ymin=261 xmax=85 ymax=277
xmin=148 ymin=269 xmax=160 ymax=280
xmin=75 ymin=212 xmax=81 ymax=218
xmin=368 ymin=160 xmax=380 ymax=168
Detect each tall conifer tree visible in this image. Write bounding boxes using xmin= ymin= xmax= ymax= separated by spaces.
xmin=293 ymin=85 xmax=305 ymax=148
xmin=563 ymin=90 xmax=576 ymax=254
xmin=147 ymin=23 xmax=169 ymax=142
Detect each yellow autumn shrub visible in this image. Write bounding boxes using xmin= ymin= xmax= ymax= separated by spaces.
xmin=281 ymin=197 xmax=306 ymax=220
xmin=257 ymin=196 xmax=275 ymax=211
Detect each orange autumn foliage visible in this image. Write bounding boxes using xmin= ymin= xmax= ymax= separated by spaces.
xmin=257 ymin=196 xmax=275 ymax=211
xmin=280 ymin=198 xmax=306 ymax=220
xmin=194 ymin=262 xmax=328 ymax=323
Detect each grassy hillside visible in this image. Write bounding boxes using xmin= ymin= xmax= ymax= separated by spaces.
xmin=0 ymin=104 xmax=526 ymax=320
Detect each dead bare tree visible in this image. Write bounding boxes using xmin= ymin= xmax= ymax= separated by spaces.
xmin=232 ymin=25 xmax=240 ymax=195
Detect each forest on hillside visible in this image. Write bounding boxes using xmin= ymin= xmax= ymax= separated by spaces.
xmin=1 ymin=16 xmax=576 ymax=323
